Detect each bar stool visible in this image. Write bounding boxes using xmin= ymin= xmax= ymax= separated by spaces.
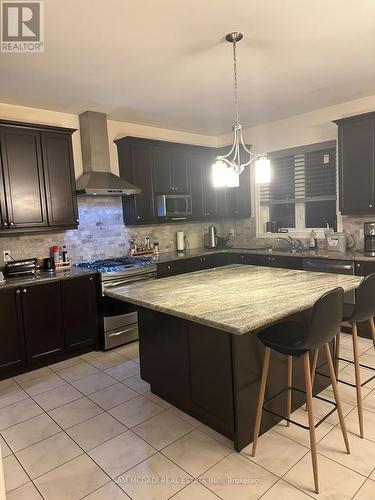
xmin=334 ymin=272 xmax=375 ymax=438
xmin=252 ymin=287 xmax=350 ymax=494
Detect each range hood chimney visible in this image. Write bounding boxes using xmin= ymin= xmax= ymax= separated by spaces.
xmin=76 ymin=111 xmax=141 ymax=196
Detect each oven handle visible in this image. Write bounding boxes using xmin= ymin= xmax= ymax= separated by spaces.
xmin=102 ymin=273 xmax=157 ymax=290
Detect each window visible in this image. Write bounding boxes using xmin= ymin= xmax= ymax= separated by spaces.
xmin=257 ymin=140 xmax=337 ymax=234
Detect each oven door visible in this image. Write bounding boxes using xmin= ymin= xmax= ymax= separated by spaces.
xmin=101 ymin=272 xmax=156 ymax=349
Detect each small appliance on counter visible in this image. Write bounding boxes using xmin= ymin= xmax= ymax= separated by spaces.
xmin=325 ymin=230 xmax=354 ymax=253
xmin=204 ymin=225 xmax=218 ymax=248
xmin=364 ymin=222 xmax=375 ymax=256
xmin=4 ymin=258 xmax=37 ymax=278
xmin=0 ymin=271 xmax=5 ymax=285
xmin=176 ymin=231 xmax=186 ymax=252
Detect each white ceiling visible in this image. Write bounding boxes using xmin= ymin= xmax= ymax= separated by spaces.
xmin=1 ymin=0 xmax=375 ymax=135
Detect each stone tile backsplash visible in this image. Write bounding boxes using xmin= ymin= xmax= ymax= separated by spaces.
xmin=0 ymin=197 xmax=239 ymax=264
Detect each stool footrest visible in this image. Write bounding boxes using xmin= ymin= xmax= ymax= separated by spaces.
xmin=318 ymin=357 xmax=375 ymax=388
xmin=263 ymin=385 xmax=336 ymax=430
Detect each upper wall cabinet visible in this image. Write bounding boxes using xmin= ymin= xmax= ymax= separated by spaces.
xmin=115 ymin=136 xmax=251 ymax=225
xmin=0 ymin=120 xmax=78 ymax=234
xmin=335 ymin=112 xmax=375 ymax=215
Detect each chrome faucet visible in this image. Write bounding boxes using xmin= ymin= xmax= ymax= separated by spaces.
xmin=277 ymin=235 xmax=304 ymax=252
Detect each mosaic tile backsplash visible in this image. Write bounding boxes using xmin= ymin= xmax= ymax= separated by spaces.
xmin=0 ymin=196 xmax=371 ymax=265
xmin=0 ymin=198 xmax=240 ymax=264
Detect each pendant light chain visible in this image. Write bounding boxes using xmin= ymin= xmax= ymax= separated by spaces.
xmin=233 ymin=40 xmax=240 ymax=126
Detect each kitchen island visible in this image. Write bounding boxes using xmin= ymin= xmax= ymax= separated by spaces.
xmin=105 ymin=264 xmax=361 ymax=451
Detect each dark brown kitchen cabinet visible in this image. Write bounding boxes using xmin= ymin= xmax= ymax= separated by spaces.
xmin=0 ymin=287 xmax=26 ymax=373
xmin=42 ymin=132 xmax=78 ymax=227
xmin=153 ymin=148 xmax=189 ymax=194
xmin=335 ymin=112 xmax=375 ymax=215
xmin=62 ymin=275 xmax=98 ymax=351
xmin=116 ymin=139 xmax=155 ymax=225
xmin=22 ymin=282 xmax=65 ymax=363
xmin=0 ymin=127 xmax=48 ymax=229
xmin=187 ymin=149 xmax=205 ymax=218
xmin=0 ymin=120 xmax=78 ymax=234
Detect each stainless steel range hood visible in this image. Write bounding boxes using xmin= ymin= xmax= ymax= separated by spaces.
xmin=76 ymin=111 xmax=141 ymax=196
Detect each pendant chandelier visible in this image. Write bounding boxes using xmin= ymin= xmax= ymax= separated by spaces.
xmin=213 ymin=32 xmax=271 ymax=187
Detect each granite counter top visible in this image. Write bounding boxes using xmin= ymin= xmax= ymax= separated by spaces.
xmin=104 ymin=264 xmax=362 ymax=335
xmin=0 ymin=267 xmax=97 ymax=290
xmin=152 ymin=246 xmax=375 ymax=264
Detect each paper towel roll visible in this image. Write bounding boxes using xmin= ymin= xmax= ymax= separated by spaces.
xmin=176 ymin=231 xmax=185 ymax=252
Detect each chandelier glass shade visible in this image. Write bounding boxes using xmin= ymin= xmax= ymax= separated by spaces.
xmin=213 ymin=32 xmax=271 ymax=186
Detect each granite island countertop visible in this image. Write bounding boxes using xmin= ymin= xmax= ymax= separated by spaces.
xmin=104 ymin=264 xmax=362 ymax=335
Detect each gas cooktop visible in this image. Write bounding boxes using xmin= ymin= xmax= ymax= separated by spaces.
xmin=77 ymin=256 xmax=155 ymax=274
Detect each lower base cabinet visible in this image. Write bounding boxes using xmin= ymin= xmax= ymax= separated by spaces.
xmin=0 ymin=274 xmax=99 ymax=378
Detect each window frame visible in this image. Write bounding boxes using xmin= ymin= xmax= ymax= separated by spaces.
xmin=253 ymin=140 xmax=342 ymax=238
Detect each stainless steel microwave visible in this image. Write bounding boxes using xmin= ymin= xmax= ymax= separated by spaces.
xmin=155 ymin=194 xmax=192 ymax=219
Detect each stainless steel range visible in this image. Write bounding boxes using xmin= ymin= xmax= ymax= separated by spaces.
xmin=77 ymin=257 xmax=156 ymax=349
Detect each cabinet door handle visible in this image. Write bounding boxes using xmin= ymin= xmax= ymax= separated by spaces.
xmin=167 ymin=265 xmax=171 ymax=270
xmin=9 ymin=222 xmax=14 ymax=226
xmin=89 ymin=277 xmax=93 ymax=281
xmin=16 ymin=289 xmax=21 ymax=294
xmin=3 ymin=222 xmax=8 ymax=226
xmin=23 ymin=289 xmax=27 ymax=293
xmin=370 ymin=204 xmax=373 ymax=208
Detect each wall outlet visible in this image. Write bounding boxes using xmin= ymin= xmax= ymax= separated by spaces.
xmin=3 ymin=251 xmax=11 ymax=262
xmin=228 ymin=228 xmax=235 ymax=237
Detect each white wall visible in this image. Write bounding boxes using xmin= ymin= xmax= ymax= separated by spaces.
xmin=0 ymin=102 xmax=218 ymax=178
xmin=217 ymin=94 xmax=375 ymax=153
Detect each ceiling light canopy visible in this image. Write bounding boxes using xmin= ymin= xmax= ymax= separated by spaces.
xmin=213 ymin=32 xmax=271 ymax=186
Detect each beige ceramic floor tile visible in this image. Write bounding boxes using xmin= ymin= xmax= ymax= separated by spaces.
xmin=359 ymin=351 xmax=375 ymax=369
xmin=32 ymin=384 xmax=82 ymax=411
xmin=0 ymin=435 xmax=12 ymax=457
xmin=144 ymin=391 xmax=172 ymax=409
xmin=114 ymin=342 xmax=139 ymax=359
xmin=167 ymin=406 xmax=202 ymax=427
xmin=273 ymin=408 xmax=334 ymax=447
xmin=16 ymin=431 xmax=82 ymax=479
xmin=123 ymin=374 xmax=150 ymax=394
xmin=48 ymin=397 xmax=103 ymax=429
xmin=345 ymin=407 xmax=375 ymax=441
xmin=3 ymin=455 xmax=29 ymax=493
xmin=163 ymin=429 xmax=231 ymax=477
xmin=109 ymin=395 xmax=164 ymax=428
xmin=133 ymin=410 xmax=195 ymax=449
xmin=284 ymin=452 xmax=365 ymax=499
xmin=362 ymin=388 xmax=375 ymax=413
xmin=88 ymin=382 xmax=138 ymax=410
xmin=6 ymin=481 xmax=43 ymax=499
xmin=105 ymin=360 xmax=139 ymax=382
xmin=117 ymin=453 xmax=191 ymax=500
xmin=312 ymin=395 xmax=354 ymax=425
xmin=320 ymin=381 xmax=371 ymax=406
xmin=84 ymin=481 xmax=129 ymax=499
xmin=318 ymin=426 xmax=375 ymax=476
xmin=0 ymin=379 xmax=28 ymax=409
xmin=88 ymin=430 xmax=155 ymax=479
xmin=2 ymin=413 xmax=60 ymax=452
xmin=14 ymin=366 xmax=54 ymax=384
xmin=0 ymin=398 xmax=43 ymax=430
xmin=70 ymin=371 xmax=117 ymax=395
xmin=66 ymin=412 xmax=126 ymax=451
xmin=198 ymin=424 xmax=234 ymax=449
xmin=58 ymin=361 xmax=99 ymax=382
xmin=353 ymin=478 xmax=375 ymax=499
xmin=82 ymin=350 xmax=126 ymax=370
xmin=48 ymin=356 xmax=83 ymax=372
xmin=261 ymin=479 xmax=312 ymax=499
xmin=241 ymin=430 xmax=308 ymax=476
xmin=34 ymin=454 xmax=109 ymax=500
xmin=17 ymin=372 xmax=66 ymax=397
xmin=170 ymin=481 xmax=219 ymax=499
xmin=200 ymin=451 xmax=278 ymax=500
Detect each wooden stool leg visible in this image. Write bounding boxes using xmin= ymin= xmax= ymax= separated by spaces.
xmin=304 ymin=351 xmax=319 ymax=494
xmin=335 ymin=332 xmax=341 ymax=378
xmin=287 ymin=355 xmax=292 ymax=427
xmin=369 ymin=318 xmax=375 ymax=350
xmin=304 ymin=348 xmax=319 ymax=412
xmin=324 ymin=343 xmax=351 ymax=454
xmin=252 ymin=347 xmax=271 ymax=457
xmin=352 ymin=322 xmax=364 ymax=438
